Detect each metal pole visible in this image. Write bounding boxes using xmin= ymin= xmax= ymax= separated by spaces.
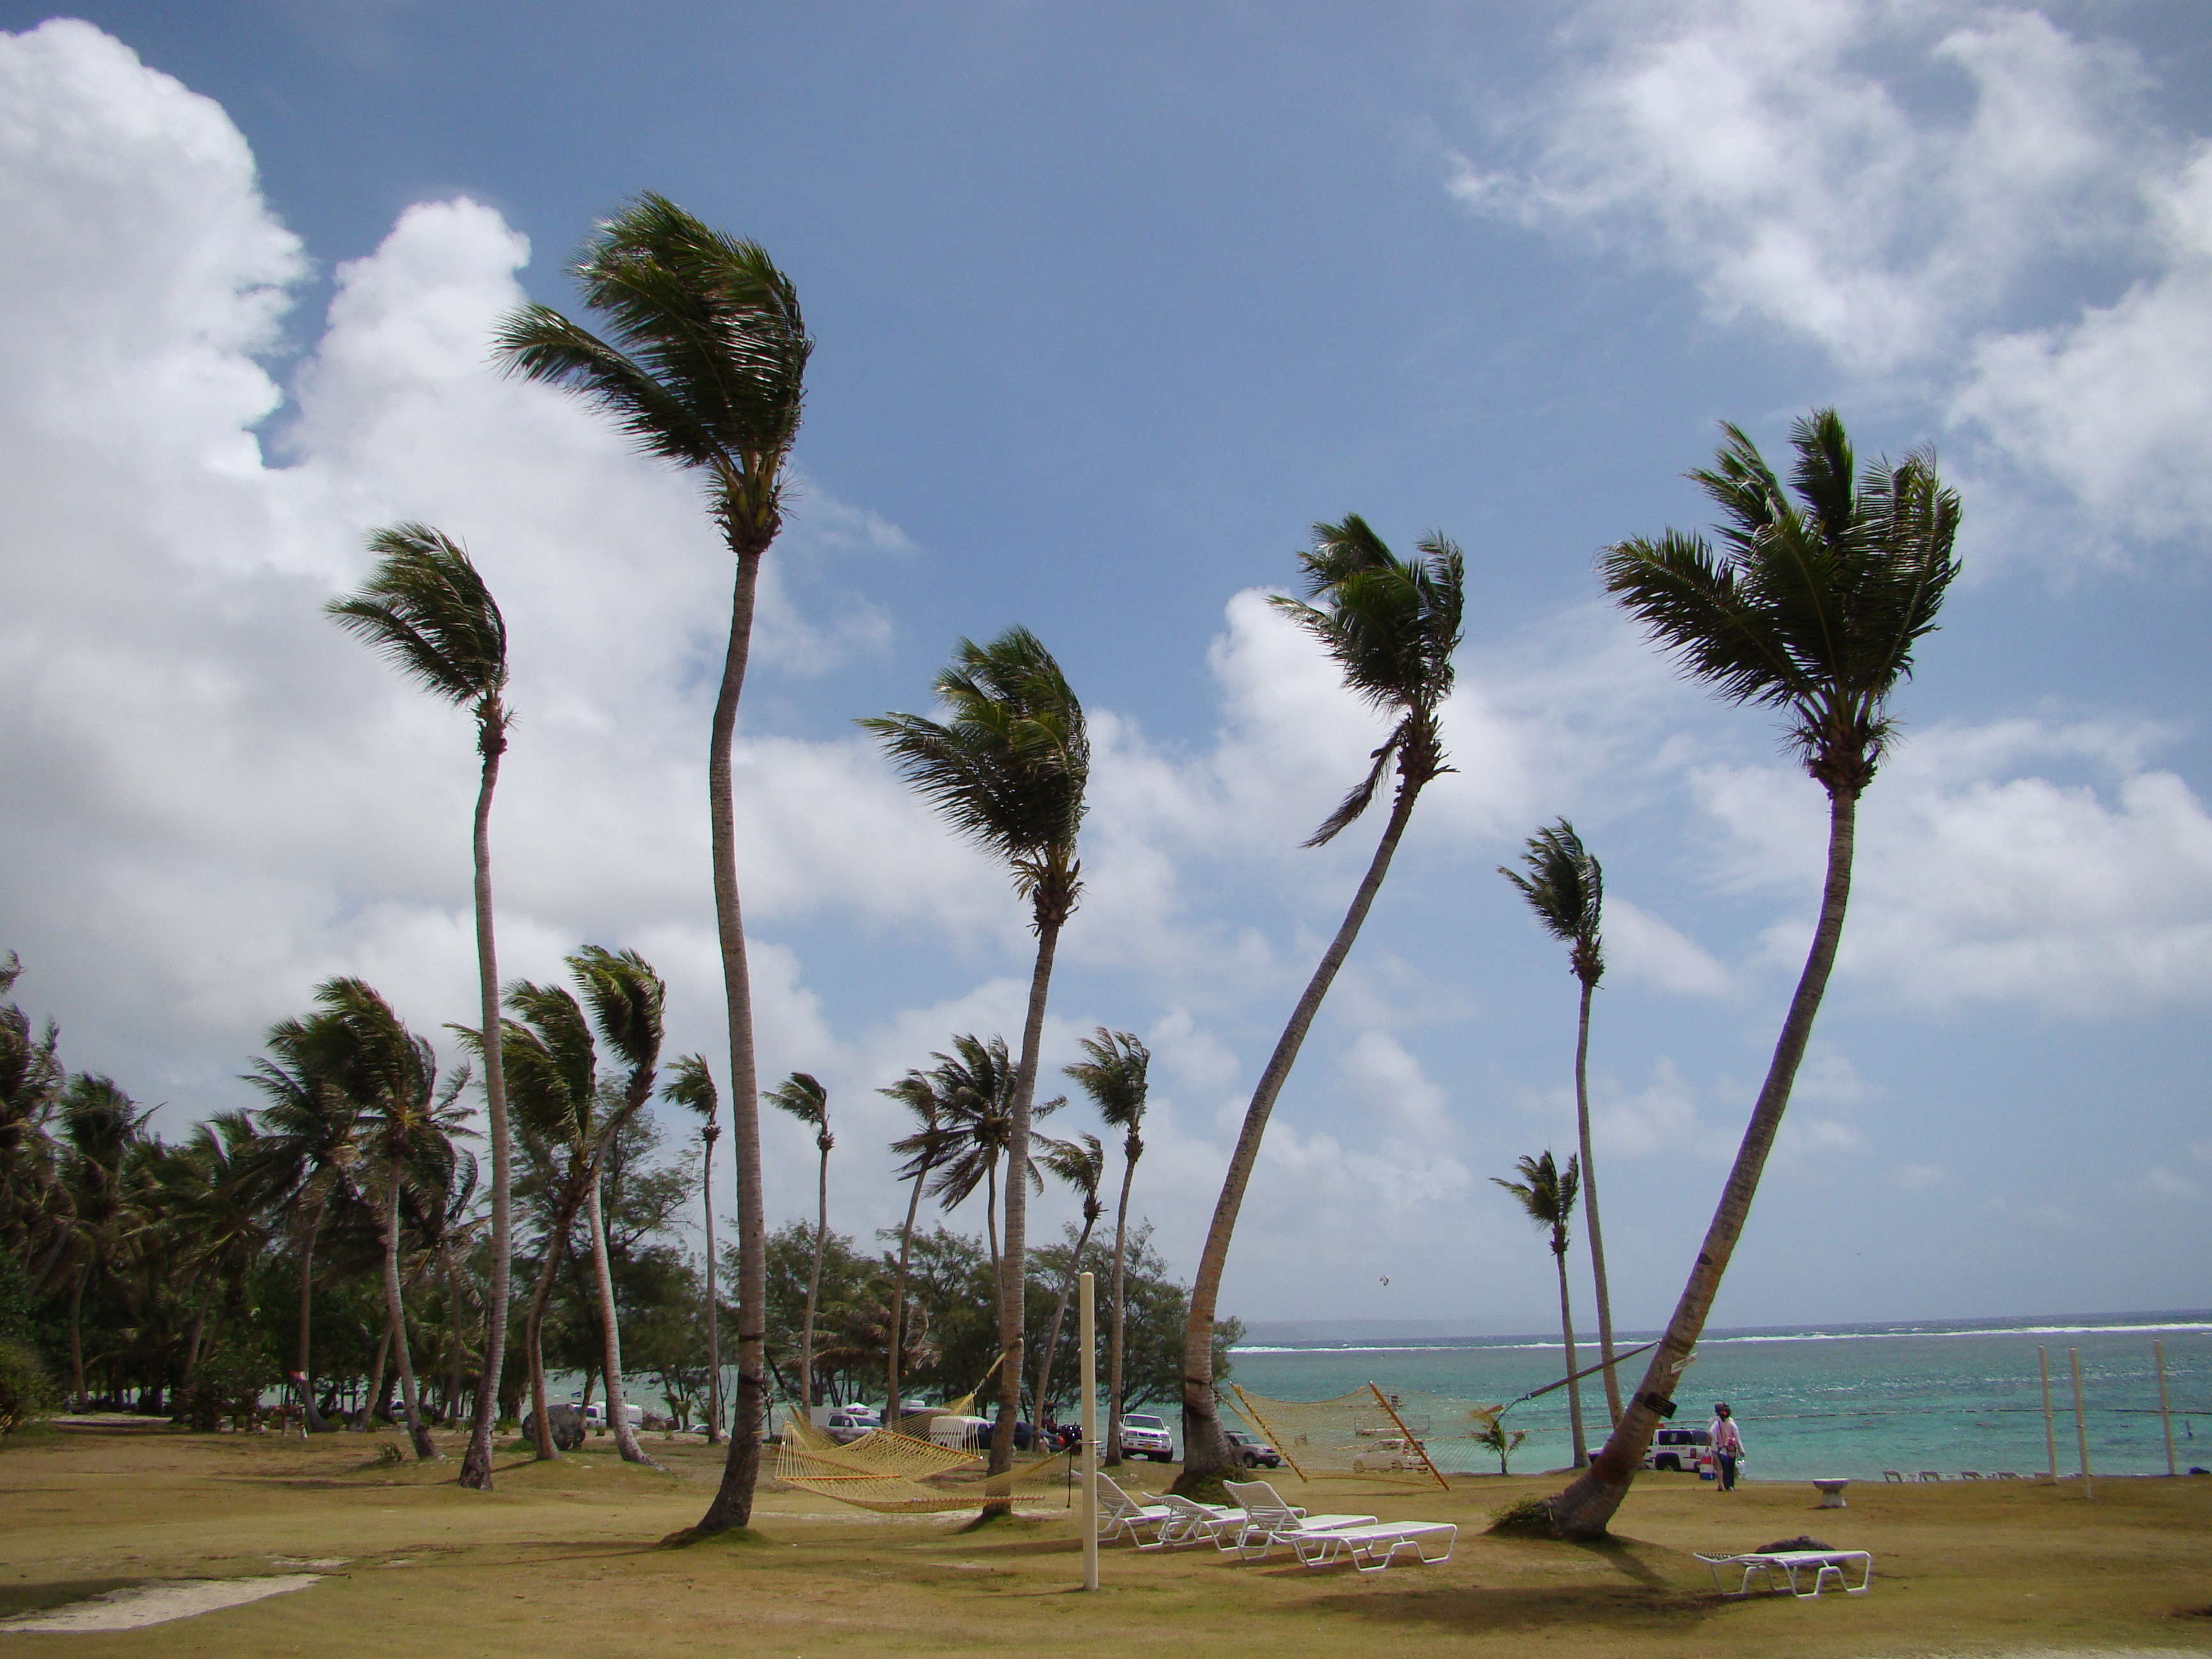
xmin=2039 ymin=1347 xmax=2058 ymax=1483
xmin=1080 ymin=1271 xmax=1098 ymax=1592
xmin=2069 ymin=1347 xmax=2092 ymax=1500
xmin=2156 ymin=1340 xmax=2177 ymax=1478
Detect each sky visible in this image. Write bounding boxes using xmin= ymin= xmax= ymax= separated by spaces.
xmin=2 ymin=1 xmax=2208 ymax=1340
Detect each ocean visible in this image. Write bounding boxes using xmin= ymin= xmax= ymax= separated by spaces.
xmin=1219 ymin=1311 xmax=2212 ymax=1481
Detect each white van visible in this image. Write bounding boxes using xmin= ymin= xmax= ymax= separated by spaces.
xmin=579 ymin=1400 xmax=645 ymax=1430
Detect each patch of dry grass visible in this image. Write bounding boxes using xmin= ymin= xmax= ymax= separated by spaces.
xmin=2 ymin=1422 xmax=2207 ymax=1656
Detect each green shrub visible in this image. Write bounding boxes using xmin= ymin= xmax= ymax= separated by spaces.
xmin=0 ymin=1339 xmax=54 ymax=1437
xmin=182 ymin=1339 xmax=277 ymax=1432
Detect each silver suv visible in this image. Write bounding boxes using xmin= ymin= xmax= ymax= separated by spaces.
xmin=1119 ymin=1413 xmax=1174 ymax=1462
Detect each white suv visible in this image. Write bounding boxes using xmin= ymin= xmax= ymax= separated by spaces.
xmin=1118 ymin=1413 xmax=1174 ymax=1462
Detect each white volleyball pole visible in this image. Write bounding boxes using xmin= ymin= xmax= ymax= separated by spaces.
xmin=1080 ymin=1270 xmax=1098 ymax=1592
xmin=2069 ymin=1347 xmax=2093 ymax=1500
xmin=2039 ymin=1347 xmax=2058 ymax=1484
xmin=2156 ymin=1340 xmax=2176 ymax=1479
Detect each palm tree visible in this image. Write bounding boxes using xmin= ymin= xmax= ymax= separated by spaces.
xmin=314 ymin=977 xmax=468 ymax=1461
xmin=497 ymin=197 xmax=809 ymax=1535
xmin=764 ymin=1073 xmax=831 ymax=1423
xmin=53 ymin=1075 xmax=151 ymax=1408
xmin=1500 ymin=821 xmax=1620 ymax=1427
xmin=1495 ymin=1151 xmax=1587 ymax=1468
xmin=240 ymin=1018 xmax=363 ymax=1431
xmin=1176 ymin=518 xmax=1464 ymax=1490
xmin=923 ymin=1035 xmax=1062 ymax=1288
xmin=568 ymin=947 xmax=664 ymax=1466
xmin=1535 ymin=408 xmax=1960 ymax=1539
xmin=662 ymin=1055 xmax=723 ymax=1443
xmin=881 ymin=1070 xmax=955 ymax=1422
xmin=327 ymin=522 xmax=515 ymax=1491
xmin=1031 ymin=1134 xmax=1104 ymax=1427
xmin=0 ymin=953 xmax=64 ymax=1270
xmin=862 ymin=627 xmax=1088 ymax=1477
xmin=1062 ymin=1029 xmax=1148 ymax=1464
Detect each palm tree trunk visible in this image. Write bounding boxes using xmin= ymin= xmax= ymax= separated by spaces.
xmin=698 ymin=545 xmax=769 ymax=1535
xmin=461 ymin=737 xmax=511 ymax=1489
xmin=1174 ymin=779 xmax=1425 ymax=1490
xmin=358 ymin=1320 xmax=391 ymax=1429
xmin=586 ymin=1170 xmax=650 ymax=1464
xmin=983 ymin=1160 xmax=1000 ymax=1283
xmin=991 ymin=915 xmax=1061 ymax=1480
xmin=701 ymin=1135 xmax=722 ymax=1444
xmin=1540 ymin=785 xmax=1858 ymax=1539
xmin=1573 ymin=977 xmax=1621 ymax=1428
xmin=523 ymin=1203 xmax=579 ymax=1460
xmin=381 ymin=1174 xmax=437 ymax=1459
xmin=887 ymin=1162 xmax=931 ymax=1423
xmin=294 ymin=1205 xmax=332 ymax=1432
xmin=1105 ymin=1146 xmax=1139 ymax=1467
xmin=442 ymin=1237 xmax=468 ymax=1427
xmin=68 ymin=1266 xmax=86 ymax=1410
xmin=1034 ymin=1212 xmax=1097 ymax=1429
xmin=1555 ymin=1240 xmax=1587 ymax=1467
xmin=799 ymin=1142 xmax=828 ymax=1423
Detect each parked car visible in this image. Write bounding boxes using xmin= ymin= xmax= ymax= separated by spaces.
xmin=822 ymin=1409 xmax=879 ymax=1444
xmin=581 ymin=1400 xmax=644 ymax=1431
xmin=1644 ymin=1425 xmax=1712 ymax=1473
xmin=926 ymin=1413 xmax=993 ymax=1449
xmin=1119 ymin=1413 xmax=1174 ymax=1462
xmin=1350 ymin=1434 xmax=1427 ymax=1474
xmin=1224 ymin=1430 xmax=1282 ymax=1469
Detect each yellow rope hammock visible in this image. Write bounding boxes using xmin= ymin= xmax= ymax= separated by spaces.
xmin=772 ymin=1364 xmax=1071 ymax=1513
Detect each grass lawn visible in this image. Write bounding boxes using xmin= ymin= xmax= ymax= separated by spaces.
xmin=3 ymin=1420 xmax=2208 ymax=1656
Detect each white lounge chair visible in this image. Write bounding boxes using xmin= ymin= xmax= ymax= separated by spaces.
xmin=1917 ymin=1470 xmax=1943 ymax=1482
xmin=1880 ymin=1470 xmax=1903 ymax=1483
xmin=1697 ymin=1548 xmax=1874 ymax=1598
xmin=1221 ymin=1480 xmax=1376 ymax=1557
xmin=1139 ymin=1491 xmax=1302 ymax=1550
xmin=1279 ymin=1520 xmax=1458 ymax=1575
xmin=1093 ymin=1473 xmax=1176 ymax=1546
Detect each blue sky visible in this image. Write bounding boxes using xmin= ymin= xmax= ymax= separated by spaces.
xmin=2 ymin=2 xmax=2207 ymax=1337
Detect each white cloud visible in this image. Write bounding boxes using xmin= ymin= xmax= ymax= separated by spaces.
xmin=1447 ymin=1 xmax=2212 ymax=560
xmin=1607 ymin=897 xmax=1732 ymax=996
xmin=1889 ymin=1162 xmax=1950 ymax=1190
xmin=1448 ymin=1 xmax=2152 ymax=371
xmin=2141 ymin=1166 xmax=2201 ymax=1200
xmin=1695 ymin=720 xmax=2212 ymax=1013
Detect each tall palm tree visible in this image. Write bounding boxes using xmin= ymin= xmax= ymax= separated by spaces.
xmin=314 ymin=977 xmax=468 ymax=1461
xmin=1031 ymin=1134 xmax=1104 ymax=1427
xmin=1500 ymin=821 xmax=1620 ymax=1427
xmin=53 ymin=1075 xmax=151 ymax=1408
xmin=568 ymin=947 xmax=665 ymax=1466
xmin=240 ymin=1018 xmax=363 ymax=1431
xmin=862 ymin=627 xmax=1088 ymax=1477
xmin=0 ymin=953 xmax=64 ymax=1270
xmin=1535 ymin=408 xmax=1960 ymax=1539
xmin=497 ymin=196 xmax=810 ymax=1534
xmin=764 ymin=1073 xmax=831 ymax=1423
xmin=1062 ymin=1028 xmax=1148 ymax=1464
xmin=1495 ymin=1150 xmax=1587 ymax=1468
xmin=923 ymin=1034 xmax=1061 ymax=1287
xmin=881 ymin=1070 xmax=954 ymax=1422
xmin=662 ymin=1054 xmax=723 ymax=1443
xmin=327 ymin=522 xmax=515 ymax=1491
xmin=1176 ymin=518 xmax=1464 ymax=1491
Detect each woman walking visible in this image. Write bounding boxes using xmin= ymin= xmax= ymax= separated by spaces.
xmin=1710 ymin=1402 xmax=1744 ymax=1491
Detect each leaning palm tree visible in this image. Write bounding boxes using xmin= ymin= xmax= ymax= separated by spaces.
xmin=52 ymin=1075 xmax=150 ymax=1408
xmin=861 ymin=627 xmax=1088 ymax=1477
xmin=662 ymin=1055 xmax=723 ymax=1443
xmin=1495 ymin=1150 xmax=1587 ymax=1468
xmin=497 ymin=195 xmax=809 ymax=1534
xmin=1062 ymin=1028 xmax=1148 ymax=1465
xmin=1176 ymin=518 xmax=1464 ymax=1491
xmin=314 ymin=977 xmax=468 ymax=1462
xmin=1031 ymin=1134 xmax=1105 ymax=1427
xmin=327 ymin=522 xmax=514 ymax=1490
xmin=881 ymin=1070 xmax=955 ymax=1422
xmin=1500 ymin=821 xmax=1620 ymax=1427
xmin=1532 ymin=408 xmax=1960 ymax=1539
xmin=764 ymin=1072 xmax=831 ymax=1424
xmin=568 ymin=946 xmax=665 ymax=1467
xmin=240 ymin=1018 xmax=363 ymax=1431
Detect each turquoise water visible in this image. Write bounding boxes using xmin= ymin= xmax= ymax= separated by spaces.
xmin=1222 ymin=1313 xmax=2212 ymax=1481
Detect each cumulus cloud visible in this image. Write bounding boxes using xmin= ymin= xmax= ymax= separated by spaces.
xmin=1695 ymin=720 xmax=2212 ymax=1012
xmin=1446 ymin=1 xmax=2212 ymax=559
xmin=1606 ymin=898 xmax=1732 ymax=996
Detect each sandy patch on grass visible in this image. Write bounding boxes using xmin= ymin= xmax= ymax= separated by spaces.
xmin=0 ymin=1575 xmax=320 ymax=1632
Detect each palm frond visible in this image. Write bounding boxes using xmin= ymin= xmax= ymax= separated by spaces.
xmin=326 ymin=524 xmax=508 ymax=725
xmin=1062 ymin=1028 xmax=1149 ymax=1131
xmin=661 ymin=1053 xmax=719 ymax=1129
xmin=1499 ymin=819 xmax=1604 ymax=981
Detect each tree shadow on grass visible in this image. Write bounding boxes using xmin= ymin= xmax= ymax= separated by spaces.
xmin=1314 ymin=1536 xmax=1718 ymax=1638
xmin=0 ymin=1578 xmax=147 ymax=1620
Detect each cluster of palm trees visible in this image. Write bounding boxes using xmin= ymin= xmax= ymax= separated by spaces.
xmin=8 ymin=172 xmax=1962 ymax=1550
